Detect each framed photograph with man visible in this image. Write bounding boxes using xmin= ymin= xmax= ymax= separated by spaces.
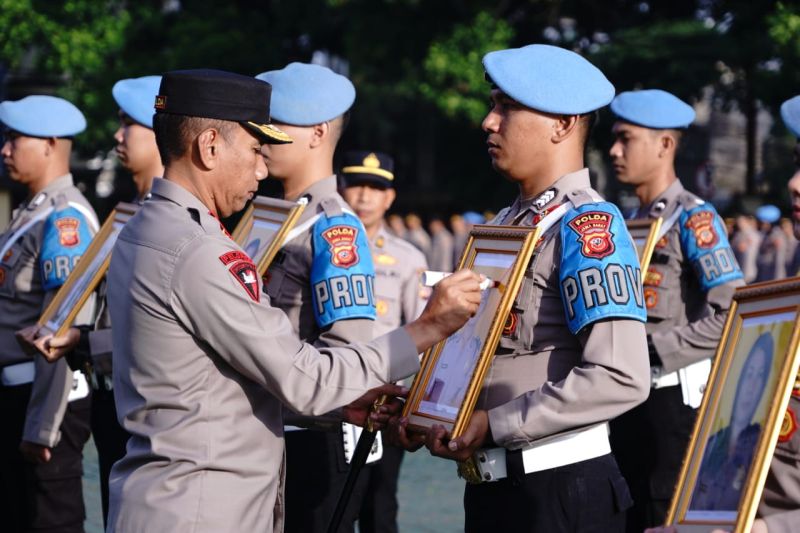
xmin=626 ymin=217 xmax=663 ymax=273
xmin=403 ymin=225 xmax=539 ymax=438
xmin=37 ymin=202 xmax=140 ymax=337
xmin=231 ymin=195 xmax=307 ymax=274
xmin=665 ymin=278 xmax=800 ymax=533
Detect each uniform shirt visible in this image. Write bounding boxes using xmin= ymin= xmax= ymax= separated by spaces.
xmin=731 ymin=226 xmax=761 ymax=283
xmin=106 ymin=178 xmax=419 ymax=533
xmin=267 ymin=175 xmax=375 ymax=347
xmin=759 ymin=386 xmax=800 ymax=533
xmin=638 ymin=180 xmax=744 ymax=373
xmin=756 ymin=226 xmax=788 ymax=282
xmin=0 ymin=174 xmax=97 ymax=446
xmin=371 ymin=225 xmax=428 ymax=337
xmin=478 ymin=169 xmax=650 ymax=448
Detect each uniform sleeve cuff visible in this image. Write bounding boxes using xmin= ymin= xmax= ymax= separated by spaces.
xmin=22 ymin=422 xmax=60 ymax=448
xmin=487 ymin=398 xmax=529 ymax=448
xmin=368 ymin=328 xmax=420 ymax=383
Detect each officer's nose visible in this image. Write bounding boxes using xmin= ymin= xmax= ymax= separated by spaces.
xmin=481 ymin=110 xmax=500 ymax=133
xmin=1 ymin=140 xmax=11 ymax=158
xmin=609 ymin=140 xmax=622 ymax=160
xmin=113 ymin=126 xmax=125 ymax=145
xmin=256 ymin=149 xmax=269 ymax=181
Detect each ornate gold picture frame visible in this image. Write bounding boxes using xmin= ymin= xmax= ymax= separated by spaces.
xmin=37 ymin=202 xmax=139 ymax=336
xmin=402 ymin=225 xmax=540 ymax=438
xmin=232 ymin=196 xmax=307 ymax=275
xmin=626 ymin=217 xmax=663 ymax=273
xmin=665 ymin=278 xmax=800 ymax=532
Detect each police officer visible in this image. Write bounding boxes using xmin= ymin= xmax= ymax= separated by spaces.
xmin=339 ymin=150 xmax=428 ymax=533
xmin=105 ymin=69 xmax=481 ymax=533
xmin=646 ymin=92 xmax=800 ymax=533
xmin=428 ymin=216 xmax=455 ymax=272
xmin=23 ymin=75 xmax=163 ymax=525
xmin=606 ymin=89 xmax=744 ymax=531
xmin=0 ymin=95 xmax=98 ymax=532
xmin=393 ymin=44 xmax=650 ymax=532
xmin=255 ymin=63 xmax=381 ymax=532
xmin=754 ymin=204 xmax=787 ymax=282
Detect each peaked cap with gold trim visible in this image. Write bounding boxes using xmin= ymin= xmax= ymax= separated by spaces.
xmin=339 ymin=150 xmax=394 ymax=189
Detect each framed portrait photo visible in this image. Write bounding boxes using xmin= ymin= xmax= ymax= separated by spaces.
xmin=403 ymin=225 xmax=540 ymax=438
xmin=232 ymin=196 xmax=307 ymax=275
xmin=37 ymin=202 xmax=140 ymax=337
xmin=665 ymin=277 xmax=800 ymax=532
xmin=626 ymin=217 xmax=663 ymax=273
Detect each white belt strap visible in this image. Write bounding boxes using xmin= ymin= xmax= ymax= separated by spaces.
xmin=0 ymin=361 xmax=36 ymax=386
xmin=473 ymin=422 xmax=611 ymax=482
xmin=651 ymin=367 xmax=680 ymax=389
xmin=67 ymin=371 xmax=90 ymax=402
xmin=534 ymin=201 xmax=573 ymax=234
xmin=0 ymin=207 xmax=55 ymax=260
xmin=653 ymin=205 xmax=684 ymax=244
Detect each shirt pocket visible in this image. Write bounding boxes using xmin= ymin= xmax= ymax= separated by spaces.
xmin=0 ymin=242 xmax=29 ymax=297
xmin=374 ymin=277 xmax=401 ymax=323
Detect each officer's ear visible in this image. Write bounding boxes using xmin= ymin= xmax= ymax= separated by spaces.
xmin=309 ymin=122 xmax=329 ymax=149
xmin=195 ymin=128 xmax=221 ymax=170
xmin=552 ymin=115 xmax=580 ymax=144
xmin=658 ymin=131 xmax=677 ymax=158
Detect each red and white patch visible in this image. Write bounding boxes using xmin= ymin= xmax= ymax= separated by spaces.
xmin=219 ymin=250 xmax=252 ymax=266
xmin=655 ymin=235 xmax=669 ymax=249
xmin=228 ymin=260 xmax=260 ymax=302
xmin=684 ymin=211 xmax=718 ymax=249
xmin=644 ymin=288 xmax=658 ymax=310
xmin=779 ymin=407 xmax=797 ymax=443
xmin=568 ymin=211 xmax=615 ymax=259
xmin=56 ymin=217 xmax=80 ymax=247
xmin=322 ymin=225 xmax=360 ymax=268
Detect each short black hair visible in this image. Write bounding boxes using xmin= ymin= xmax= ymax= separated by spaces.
xmin=577 ymin=111 xmax=598 ymax=148
xmin=153 ymin=113 xmax=238 ymax=166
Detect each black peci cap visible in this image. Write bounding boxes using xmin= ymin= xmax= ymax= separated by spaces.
xmin=339 ymin=151 xmax=395 ymax=189
xmin=155 ymin=69 xmax=292 ymax=144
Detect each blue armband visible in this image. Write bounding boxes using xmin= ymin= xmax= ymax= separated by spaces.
xmin=39 ymin=206 xmax=93 ymax=290
xmin=310 ymin=212 xmax=376 ymax=328
xmin=559 ymin=202 xmax=647 ymax=334
xmin=679 ymin=204 xmax=743 ymax=291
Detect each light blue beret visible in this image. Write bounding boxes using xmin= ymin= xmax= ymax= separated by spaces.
xmin=482 ymin=44 xmax=614 ymax=114
xmin=462 ymin=211 xmax=485 ymax=224
xmin=610 ymin=89 xmax=695 ymax=129
xmin=780 ymin=95 xmax=800 ymax=138
xmin=112 ymin=75 xmax=162 ymax=129
xmin=255 ymin=63 xmax=355 ymax=126
xmin=0 ymin=95 xmax=86 ymax=137
xmin=756 ymin=204 xmax=781 ymax=224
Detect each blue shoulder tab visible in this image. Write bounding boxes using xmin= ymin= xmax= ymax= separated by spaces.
xmin=40 ymin=205 xmax=94 ymax=290
xmin=559 ymin=202 xmax=647 ymax=334
xmin=310 ymin=211 xmax=376 ymax=328
xmin=679 ymin=204 xmax=743 ymax=291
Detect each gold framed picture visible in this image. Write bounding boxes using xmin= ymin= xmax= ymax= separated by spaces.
xmin=37 ymin=202 xmax=140 ymax=336
xmin=232 ymin=196 xmax=307 ymax=274
xmin=402 ymin=225 xmax=540 ymax=438
xmin=626 ymin=217 xmax=663 ymax=273
xmin=665 ymin=277 xmax=800 ymax=532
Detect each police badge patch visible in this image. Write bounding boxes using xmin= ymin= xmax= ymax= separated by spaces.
xmin=779 ymin=407 xmax=797 ymax=443
xmin=684 ymin=210 xmax=719 ymax=249
xmin=322 ymin=225 xmax=360 ymax=268
xmin=228 ymin=260 xmax=260 ymax=302
xmin=567 ymin=211 xmax=616 ymax=259
xmin=56 ymin=217 xmax=81 ymax=247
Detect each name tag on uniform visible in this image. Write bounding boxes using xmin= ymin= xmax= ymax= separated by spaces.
xmin=341 ymin=422 xmax=383 ymax=464
xmin=67 ymin=370 xmax=90 ymax=402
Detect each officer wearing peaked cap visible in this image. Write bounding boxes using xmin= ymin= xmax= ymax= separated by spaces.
xmin=0 ymin=95 xmax=98 ymax=532
xmin=104 ymin=68 xmax=482 ymax=533
xmin=256 ymin=63 xmax=382 ymax=533
xmin=339 ymin=150 xmax=429 ymax=533
xmin=393 ymin=44 xmax=650 ymax=532
xmin=607 ymin=88 xmax=744 ymax=531
xmin=20 ymin=75 xmax=164 ymax=526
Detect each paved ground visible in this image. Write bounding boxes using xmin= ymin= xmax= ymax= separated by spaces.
xmin=82 ymin=439 xmax=465 ymax=532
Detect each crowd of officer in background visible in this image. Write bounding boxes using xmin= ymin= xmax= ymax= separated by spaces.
xmin=1 ymin=39 xmax=800 ymax=533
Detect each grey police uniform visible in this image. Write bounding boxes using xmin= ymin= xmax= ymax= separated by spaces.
xmin=610 ymin=179 xmax=744 ymax=530
xmin=427 ymin=226 xmax=454 ymax=273
xmin=106 ymin=177 xmax=419 ymax=533
xmin=465 ymin=169 xmax=650 ymax=532
xmin=371 ymin=226 xmax=428 ymax=337
xmin=758 ymin=383 xmax=800 ymax=533
xmin=358 ymin=226 xmax=427 ymax=533
xmin=0 ymin=173 xmax=98 ymax=531
xmin=266 ymin=175 xmax=380 ymax=533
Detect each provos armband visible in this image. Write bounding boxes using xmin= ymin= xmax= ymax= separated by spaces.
xmin=40 ymin=206 xmax=93 ymax=290
xmin=559 ymin=203 xmax=647 ymax=334
xmin=310 ymin=213 xmax=377 ymax=328
xmin=680 ymin=205 xmax=743 ymax=291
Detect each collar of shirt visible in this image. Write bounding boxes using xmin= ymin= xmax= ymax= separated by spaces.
xmin=149 ymin=177 xmax=227 ymax=237
xmin=640 ymin=179 xmax=685 ymax=220
xmin=21 ymin=173 xmax=74 ymax=212
xmin=371 ymin=224 xmax=389 ymax=249
xmin=294 ymin=175 xmax=338 ymax=207
xmin=506 ymin=168 xmax=591 ymax=225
